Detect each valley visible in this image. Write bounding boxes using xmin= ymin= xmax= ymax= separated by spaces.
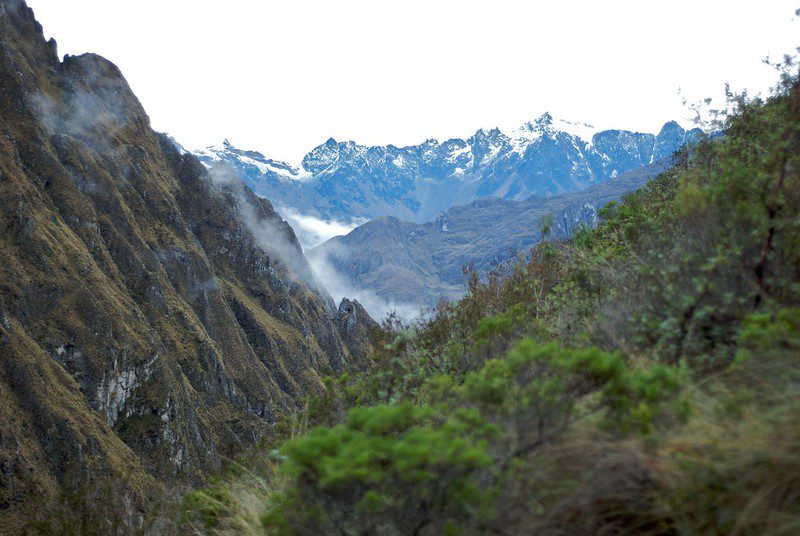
xmin=193 ymin=120 xmax=698 ymax=317
xmin=1 ymin=1 xmax=798 ymax=534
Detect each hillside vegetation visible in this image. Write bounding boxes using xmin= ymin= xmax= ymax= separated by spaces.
xmin=181 ymin=66 xmax=800 ymax=535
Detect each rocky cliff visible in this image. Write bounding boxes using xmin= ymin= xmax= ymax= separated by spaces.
xmin=0 ymin=1 xmax=375 ymax=530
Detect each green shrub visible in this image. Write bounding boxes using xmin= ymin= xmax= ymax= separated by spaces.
xmin=262 ymin=402 xmax=496 ymax=535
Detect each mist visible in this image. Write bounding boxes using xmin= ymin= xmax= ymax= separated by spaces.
xmin=33 ymin=75 xmax=426 ymax=323
xmin=277 ymin=206 xmax=365 ymax=250
xmin=206 ymin=163 xmax=325 ymax=293
xmin=274 ymin=203 xmax=424 ymax=320
xmin=308 ymin=243 xmax=422 ymax=322
xmin=208 ymin=163 xmax=424 ymax=321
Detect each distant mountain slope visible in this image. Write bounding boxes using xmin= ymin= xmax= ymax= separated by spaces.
xmin=310 ymin=161 xmax=671 ymax=310
xmin=193 ymin=116 xmax=700 ymax=226
xmin=0 ymin=1 xmax=375 ymax=529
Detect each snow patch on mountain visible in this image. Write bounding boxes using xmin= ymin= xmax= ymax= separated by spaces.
xmin=194 ymin=140 xmax=313 ymax=181
xmin=447 ymin=144 xmax=472 ymax=162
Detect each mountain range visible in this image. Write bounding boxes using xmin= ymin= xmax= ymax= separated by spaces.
xmin=309 ymin=160 xmax=672 ymax=312
xmin=189 ymin=117 xmax=700 ymax=317
xmin=0 ymin=1 xmax=704 ymax=528
xmin=192 ymin=116 xmax=702 ymax=230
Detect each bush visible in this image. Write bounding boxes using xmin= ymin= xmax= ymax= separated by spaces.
xmin=262 ymin=402 xmax=496 ymax=535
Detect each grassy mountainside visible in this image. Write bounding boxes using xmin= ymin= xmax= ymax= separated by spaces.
xmin=0 ymin=1 xmax=375 ymax=531
xmin=184 ymin=66 xmax=800 ymax=534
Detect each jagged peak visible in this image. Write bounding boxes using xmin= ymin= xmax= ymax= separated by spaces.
xmin=521 ymin=112 xmax=554 ymax=130
xmin=536 ymin=111 xmax=554 ymax=126
xmin=510 ymin=113 xmax=605 ymax=143
xmin=510 ymin=112 xmax=557 ymax=143
xmin=471 ymin=127 xmax=503 ymax=139
xmin=656 ymin=120 xmax=688 ymax=138
xmin=192 ymin=139 xmax=312 ymax=181
xmin=441 ymin=137 xmax=468 ymax=147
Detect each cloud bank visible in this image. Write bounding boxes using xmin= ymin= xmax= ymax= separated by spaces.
xmin=308 ymin=243 xmax=422 ymax=322
xmin=277 ymin=207 xmax=364 ymax=250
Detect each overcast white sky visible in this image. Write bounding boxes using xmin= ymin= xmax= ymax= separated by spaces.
xmin=26 ymin=0 xmax=799 ymax=163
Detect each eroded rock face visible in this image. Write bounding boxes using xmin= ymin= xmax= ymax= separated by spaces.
xmin=0 ymin=1 xmax=374 ymax=529
xmin=336 ymin=298 xmax=380 ymax=364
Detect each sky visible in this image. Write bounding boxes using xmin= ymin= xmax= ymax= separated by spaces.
xmin=26 ymin=0 xmax=799 ymax=164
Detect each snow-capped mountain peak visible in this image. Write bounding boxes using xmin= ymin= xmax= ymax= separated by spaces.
xmin=180 ymin=118 xmax=702 ymax=226
xmin=511 ymin=112 xmax=554 ymax=141
xmin=510 ymin=112 xmax=602 ymax=143
xmin=193 ymin=140 xmax=312 ymax=181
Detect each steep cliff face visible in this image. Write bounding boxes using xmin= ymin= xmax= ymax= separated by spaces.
xmin=0 ymin=0 xmax=375 ymax=529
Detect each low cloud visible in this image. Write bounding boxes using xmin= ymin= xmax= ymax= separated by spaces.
xmin=277 ymin=207 xmax=364 ymax=250
xmin=308 ymin=244 xmax=422 ymax=322
xmin=209 ymin=167 xmax=422 ymax=321
xmin=31 ymin=54 xmax=135 ymax=158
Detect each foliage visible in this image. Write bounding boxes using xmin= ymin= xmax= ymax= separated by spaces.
xmin=262 ymin=403 xmax=495 ymax=535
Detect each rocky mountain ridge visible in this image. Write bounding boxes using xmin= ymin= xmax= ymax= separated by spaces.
xmin=193 ymin=114 xmax=701 ymax=226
